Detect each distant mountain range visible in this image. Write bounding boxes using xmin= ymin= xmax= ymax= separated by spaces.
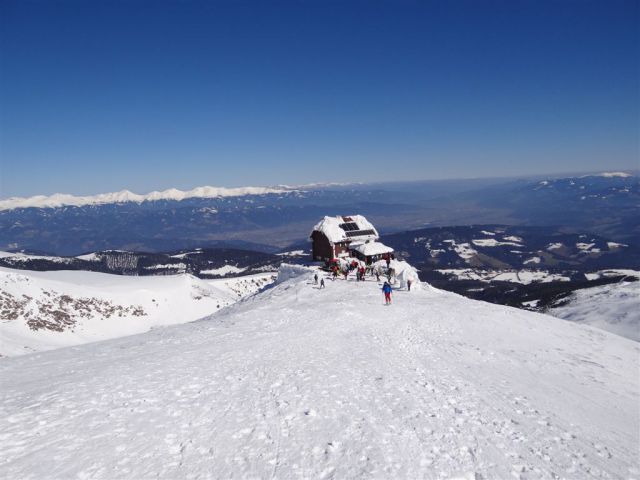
xmin=1 ymin=172 xmax=637 ymax=255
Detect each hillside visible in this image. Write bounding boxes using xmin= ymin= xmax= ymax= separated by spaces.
xmin=1 ymin=265 xmax=637 ymax=479
xmin=546 ymin=280 xmax=640 ymax=342
xmin=0 ymin=267 xmax=275 ymax=356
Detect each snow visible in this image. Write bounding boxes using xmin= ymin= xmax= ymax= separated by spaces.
xmin=480 ymin=230 xmax=495 ymax=236
xmin=584 ymin=269 xmax=640 ymax=281
xmin=0 ymin=185 xmax=293 ymax=211
xmin=472 ymin=238 xmax=523 ymax=247
xmin=580 ymin=172 xmax=633 ymax=178
xmin=276 ymin=250 xmax=306 ymax=257
xmin=437 ymin=269 xmax=570 ymax=284
xmin=0 ymin=268 xmax=275 ymax=356
xmin=547 ymin=242 xmax=563 ymax=250
xmin=75 ymin=252 xmax=101 ymax=261
xmin=170 ymin=250 xmax=203 ymax=259
xmin=503 ymin=235 xmax=523 ymax=243
xmin=200 ymin=265 xmax=247 ymax=276
xmin=443 ymin=240 xmax=478 ymax=261
xmin=607 ymin=242 xmax=627 ymax=249
xmin=144 ymin=263 xmax=187 ymax=270
xmin=523 ymin=256 xmax=541 ymax=265
xmin=0 ymin=252 xmax=71 ymax=263
xmin=548 ymin=282 xmax=640 ymax=341
xmin=311 ymin=215 xmax=378 ymax=243
xmin=495 ymin=271 xmax=570 ymax=284
xmin=0 ymin=264 xmax=637 ymax=479
xmin=351 ymin=241 xmax=394 ymax=256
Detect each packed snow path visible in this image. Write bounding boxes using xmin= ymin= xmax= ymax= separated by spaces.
xmin=1 ymin=267 xmax=638 ymax=479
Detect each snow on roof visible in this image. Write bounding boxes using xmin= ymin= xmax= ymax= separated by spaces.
xmin=311 ymin=215 xmax=379 ymax=243
xmin=351 ymin=242 xmax=393 ymax=256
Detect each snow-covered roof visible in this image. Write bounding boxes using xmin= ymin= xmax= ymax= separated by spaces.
xmin=311 ymin=215 xmax=379 ymax=243
xmin=351 ymin=241 xmax=393 ymax=256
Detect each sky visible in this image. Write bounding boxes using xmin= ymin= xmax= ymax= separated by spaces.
xmin=0 ymin=0 xmax=638 ymax=197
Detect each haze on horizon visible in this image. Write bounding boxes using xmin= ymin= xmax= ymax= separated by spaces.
xmin=1 ymin=0 xmax=638 ymax=198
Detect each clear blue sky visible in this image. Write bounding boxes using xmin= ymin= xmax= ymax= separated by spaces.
xmin=1 ymin=0 xmax=638 ymax=197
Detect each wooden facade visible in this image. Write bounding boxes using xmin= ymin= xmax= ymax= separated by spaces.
xmin=310 ymin=232 xmax=354 ymax=261
xmin=310 ymin=231 xmax=333 ymax=261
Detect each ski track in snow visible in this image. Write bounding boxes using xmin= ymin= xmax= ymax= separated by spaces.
xmin=0 ymin=269 xmax=638 ymax=479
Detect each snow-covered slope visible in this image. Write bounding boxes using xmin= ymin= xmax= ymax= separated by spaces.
xmin=1 ymin=265 xmax=637 ymax=479
xmin=547 ymin=281 xmax=640 ymax=342
xmin=0 ymin=268 xmax=275 ymax=356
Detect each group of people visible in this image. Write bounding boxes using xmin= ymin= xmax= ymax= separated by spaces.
xmin=313 ymin=270 xmax=396 ymax=305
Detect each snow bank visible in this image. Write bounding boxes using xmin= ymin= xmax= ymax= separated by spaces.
xmin=373 ymin=259 xmax=422 ymax=290
xmin=276 ymin=263 xmax=315 ymax=284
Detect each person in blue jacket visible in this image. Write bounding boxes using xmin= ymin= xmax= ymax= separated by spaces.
xmin=382 ymin=281 xmax=393 ymax=305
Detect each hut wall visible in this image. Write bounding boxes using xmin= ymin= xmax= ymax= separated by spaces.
xmin=311 ymin=231 xmax=333 ymax=261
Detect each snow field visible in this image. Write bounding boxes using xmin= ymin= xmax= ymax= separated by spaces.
xmin=0 ymin=265 xmax=638 ymax=479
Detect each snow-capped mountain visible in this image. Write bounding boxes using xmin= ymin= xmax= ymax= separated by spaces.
xmin=0 ymin=267 xmax=276 ymax=356
xmin=1 ymin=173 xmax=637 ymax=255
xmin=0 ymin=264 xmax=637 ymax=478
xmin=0 ymin=185 xmax=296 ymax=211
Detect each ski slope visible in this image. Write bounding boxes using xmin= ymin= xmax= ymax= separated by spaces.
xmin=1 ymin=265 xmax=638 ymax=479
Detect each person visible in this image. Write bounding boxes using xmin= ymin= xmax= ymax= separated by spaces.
xmin=375 ymin=270 xmax=380 ymax=282
xmin=314 ymin=273 xmax=318 ymax=285
xmin=382 ymin=281 xmax=393 ymax=305
xmin=320 ymin=278 xmax=325 ymax=289
xmin=407 ymin=279 xmax=412 ymax=291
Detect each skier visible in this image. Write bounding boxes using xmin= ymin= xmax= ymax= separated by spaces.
xmin=320 ymin=278 xmax=325 ymax=289
xmin=314 ymin=273 xmax=318 ymax=285
xmin=382 ymin=281 xmax=393 ymax=305
xmin=407 ymin=279 xmax=412 ymax=291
